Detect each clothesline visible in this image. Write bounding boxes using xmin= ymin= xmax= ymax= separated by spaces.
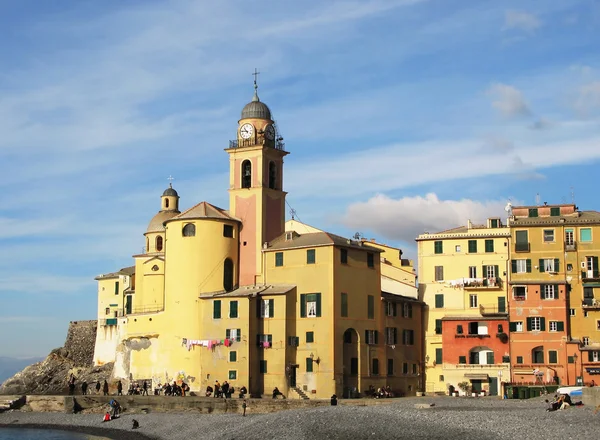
xmin=182 ymin=338 xmax=234 ymax=351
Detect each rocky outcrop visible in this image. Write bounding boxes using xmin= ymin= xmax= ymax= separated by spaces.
xmin=0 ymin=320 xmax=114 ymax=395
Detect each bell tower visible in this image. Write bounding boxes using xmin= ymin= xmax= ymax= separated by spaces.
xmin=226 ymin=72 xmax=288 ymax=286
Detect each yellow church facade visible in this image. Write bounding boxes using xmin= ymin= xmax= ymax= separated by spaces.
xmin=93 ymin=80 xmax=423 ymax=399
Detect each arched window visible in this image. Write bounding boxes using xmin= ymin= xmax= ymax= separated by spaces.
xmin=268 ymin=161 xmax=277 ymax=189
xmin=242 ymin=160 xmax=252 ymax=189
xmin=532 ymin=346 xmax=544 ymax=364
xmin=165 ymin=199 xmax=169 ymax=208
xmin=469 ymin=346 xmax=494 ymax=365
xmin=223 ymin=258 xmax=234 ymax=292
xmin=156 ymin=235 xmax=163 ymax=252
xmin=182 ymin=223 xmax=196 ymax=237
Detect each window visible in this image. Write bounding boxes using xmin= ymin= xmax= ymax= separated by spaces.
xmin=257 ymin=334 xmax=273 ymax=347
xmin=275 ymin=252 xmax=284 ymax=267
xmin=259 ymin=360 xmax=267 ymax=374
xmin=435 ymin=348 xmax=442 ymax=364
xmin=565 ymin=229 xmax=574 ymax=246
xmin=367 ymin=295 xmax=375 ymax=319
xmin=543 ymin=285 xmax=555 ymax=300
xmin=412 ymin=364 xmax=418 ymax=374
xmin=301 ymin=293 xmax=321 ymax=318
xmin=570 ymin=309 xmax=576 ymax=317
xmin=434 ymin=241 xmax=443 ymax=254
xmin=372 ymin=358 xmax=379 ymax=375
xmin=515 ymin=230 xmax=529 ymax=251
xmin=288 ymin=336 xmax=299 ymax=346
xmin=434 ymin=266 xmax=444 ymax=281
xmin=229 ymin=370 xmax=237 ymax=380
xmin=367 ymin=252 xmax=374 ymax=268
xmin=341 ymin=293 xmax=348 ymax=317
xmin=483 ymin=265 xmax=497 ymax=278
xmin=527 ymin=316 xmax=545 ymax=332
xmin=365 ymin=330 xmax=378 ymax=345
xmin=385 ymin=327 xmax=398 ymax=345
xmin=580 ymin=228 xmax=592 ymax=242
xmin=513 ymin=259 xmax=528 ymax=273
xmin=485 ymin=239 xmax=494 ymax=253
xmin=456 ymin=325 xmax=463 ymax=334
xmin=597 ymin=320 xmax=600 ymax=331
xmin=469 ymin=266 xmax=477 ymax=278
xmin=105 ymin=307 xmax=110 ymax=315
xmin=241 ymin=160 xmax=252 ymax=188
xmin=226 ymin=329 xmax=242 ymax=342
xmin=223 ymin=258 xmax=234 ymax=292
xmin=229 ymin=300 xmax=238 ymax=318
xmin=513 ymin=286 xmax=526 ymax=300
xmin=350 ymin=358 xmax=358 ymax=375
xmin=435 ymin=294 xmax=444 ymax=308
xmin=502 ymin=355 xmax=510 ymax=363
xmin=468 ymin=240 xmax=477 ymax=253
xmin=532 ymin=346 xmax=544 ymax=364
xmin=549 ymin=321 xmax=558 ymax=332
xmin=306 ymin=331 xmax=314 ymax=343
xmin=341 ymin=249 xmax=348 ymax=264
xmin=583 ymin=337 xmax=590 ymax=346
xmin=435 ymin=319 xmax=442 ymax=334
xmin=459 ymin=356 xmax=467 ymax=364
xmin=540 ymin=258 xmax=559 ymax=273
xmin=182 ymin=223 xmax=196 ymax=237
xmin=529 ymin=208 xmax=538 ymax=218
xmin=114 ymin=281 xmax=119 ymax=295
xmin=385 ymin=301 xmax=396 ymax=317
xmin=402 ymin=362 xmax=408 ymax=374
xmin=455 ymin=245 xmax=461 ymax=252
xmin=550 ymin=207 xmax=560 ymax=217
xmin=306 ymin=249 xmax=316 ymax=264
xmin=543 ymin=229 xmax=555 ymax=242
xmin=268 ymin=161 xmax=277 ymax=189
xmin=223 ymin=224 xmax=234 ymax=238
xmin=259 ymin=299 xmax=274 ymax=318
xmin=469 ymin=294 xmax=478 ymax=308
xmin=165 ymin=198 xmax=169 ymax=208
xmin=229 ymin=351 xmax=237 ymax=362
xmin=403 ymin=303 xmax=412 ymax=318
xmin=387 ymin=359 xmax=394 ymax=376
xmin=403 ymin=329 xmax=414 ymax=346
xmin=213 ymin=300 xmax=221 ymax=319
xmin=567 ymin=263 xmax=573 ymax=272
xmin=156 ymin=236 xmax=163 ymax=252
xmin=517 ymin=356 xmax=523 ymax=364
xmin=305 ymin=357 xmax=314 ymax=373
xmin=509 ymin=321 xmax=523 ymax=332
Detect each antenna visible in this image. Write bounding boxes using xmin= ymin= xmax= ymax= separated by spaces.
xmin=289 ymin=208 xmax=297 ymax=220
xmin=353 ymin=232 xmax=363 ymax=240
xmin=535 ymin=193 xmax=541 ymax=206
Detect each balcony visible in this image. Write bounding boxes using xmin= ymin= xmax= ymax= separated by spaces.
xmin=582 ymin=298 xmax=600 ymax=309
xmin=129 ymin=305 xmax=164 ymax=315
xmin=515 ymin=242 xmax=530 ymax=252
xmin=229 ymin=137 xmax=285 ymax=151
xmin=582 ymin=270 xmax=600 ymax=281
xmin=464 ymin=278 xmax=503 ymax=290
xmin=105 ymin=318 xmax=118 ymax=326
xmin=454 ymin=363 xmax=506 ymax=369
xmin=565 ymin=241 xmax=577 ymax=252
xmin=479 ymin=304 xmax=508 ymax=316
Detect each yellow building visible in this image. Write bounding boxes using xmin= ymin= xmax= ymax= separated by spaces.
xmin=92 ymin=80 xmax=423 ymax=399
xmin=417 ymin=218 xmax=511 ymax=396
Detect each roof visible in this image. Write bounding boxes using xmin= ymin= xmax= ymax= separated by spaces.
xmin=241 ymin=85 xmax=272 ymax=120
xmin=509 ymin=210 xmax=600 ymax=226
xmin=146 ymin=210 xmax=180 ymax=234
xmin=381 ymin=291 xmax=423 ymax=304
xmin=199 ymin=284 xmax=296 ymax=299
xmin=441 ymin=315 xmax=508 ymax=321
xmin=95 ymin=265 xmax=135 ymax=280
xmin=167 ymin=201 xmax=240 ymax=223
xmin=162 ymin=184 xmax=179 ymax=197
xmin=266 ymin=231 xmax=383 ymax=252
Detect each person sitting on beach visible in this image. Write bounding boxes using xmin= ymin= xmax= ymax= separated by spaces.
xmin=206 ymin=385 xmax=213 ymax=397
xmin=272 ymin=387 xmax=285 ymax=399
xmin=102 ymin=412 xmax=111 ymax=422
xmin=385 ymin=386 xmax=394 ymax=398
xmin=239 ymin=386 xmax=247 ymax=399
xmin=560 ymin=393 xmax=572 ymax=410
xmin=367 ymin=385 xmax=376 ymax=398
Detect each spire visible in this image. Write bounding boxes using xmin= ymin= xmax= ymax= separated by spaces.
xmin=252 ymin=68 xmax=260 ymax=102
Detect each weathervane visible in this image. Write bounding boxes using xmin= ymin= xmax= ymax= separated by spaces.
xmin=167 ymin=175 xmax=174 ymax=188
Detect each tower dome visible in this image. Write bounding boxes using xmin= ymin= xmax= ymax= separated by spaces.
xmin=241 ymin=78 xmax=271 ymax=120
xmin=162 ymin=186 xmax=179 ymax=197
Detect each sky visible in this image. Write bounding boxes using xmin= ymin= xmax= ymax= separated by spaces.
xmin=0 ymin=0 xmax=599 ymax=358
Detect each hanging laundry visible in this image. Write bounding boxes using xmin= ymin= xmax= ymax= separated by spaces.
xmin=224 ymin=339 xmax=230 ymax=347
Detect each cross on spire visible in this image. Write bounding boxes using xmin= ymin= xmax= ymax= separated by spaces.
xmin=167 ymin=175 xmax=174 ymax=188
xmin=252 ymin=68 xmax=260 ymax=102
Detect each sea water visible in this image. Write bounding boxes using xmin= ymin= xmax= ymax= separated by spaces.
xmin=0 ymin=428 xmax=111 ymax=440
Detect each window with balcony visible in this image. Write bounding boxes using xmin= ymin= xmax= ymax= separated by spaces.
xmin=469 ymin=266 xmax=477 ymax=278
xmin=542 ymin=285 xmax=556 ymax=300
xmin=483 ymin=265 xmax=497 ymax=279
xmin=565 ymin=229 xmax=574 ymax=246
xmin=515 ymin=230 xmax=529 ymax=252
xmin=543 ymin=229 xmax=555 ymax=242
xmin=513 ymin=286 xmax=526 ymax=300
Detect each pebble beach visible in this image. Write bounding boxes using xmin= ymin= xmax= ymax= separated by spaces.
xmin=1 ymin=396 xmax=598 ymax=440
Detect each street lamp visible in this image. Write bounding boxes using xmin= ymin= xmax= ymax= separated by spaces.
xmin=573 ymin=353 xmax=579 ymax=385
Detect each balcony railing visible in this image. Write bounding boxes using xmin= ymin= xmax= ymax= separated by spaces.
xmin=565 ymin=241 xmax=577 ymax=251
xmin=229 ymin=137 xmax=285 ymax=151
xmin=582 ymin=299 xmax=600 ymax=309
xmin=129 ymin=305 xmax=164 ymax=315
xmin=454 ymin=363 xmax=507 ymax=369
xmin=582 ymin=270 xmax=600 ymax=281
xmin=464 ymin=278 xmax=503 ymax=290
xmin=479 ymin=304 xmax=508 ymax=315
xmin=105 ymin=318 xmax=118 ymax=326
xmin=515 ymin=242 xmax=530 ymax=252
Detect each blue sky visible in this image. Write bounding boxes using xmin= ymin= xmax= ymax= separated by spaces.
xmin=1 ymin=0 xmax=599 ymax=358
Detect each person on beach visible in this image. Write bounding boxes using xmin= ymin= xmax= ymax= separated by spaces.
xmin=242 ymin=399 xmax=247 ymax=416
xmin=142 ymin=380 xmax=148 ymax=396
xmin=81 ymin=380 xmax=88 ymax=395
xmin=96 ymin=381 xmax=101 ymax=394
xmin=103 ymin=380 xmax=109 ymax=396
xmin=214 ymin=380 xmax=221 ymax=398
xmin=109 ymin=399 xmax=121 ymax=418
xmin=117 ymin=380 xmax=123 ymax=396
xmin=222 ymin=381 xmax=230 ymax=398
xmin=102 ymin=412 xmax=111 ymax=422
xmin=206 ymin=385 xmax=213 ymax=397
xmin=239 ymin=385 xmax=247 ymax=399
xmin=272 ymin=387 xmax=285 ymax=399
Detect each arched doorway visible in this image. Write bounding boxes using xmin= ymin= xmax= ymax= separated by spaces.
xmin=343 ymin=328 xmax=360 ymax=397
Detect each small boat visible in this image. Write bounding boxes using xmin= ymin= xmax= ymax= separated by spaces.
xmin=556 ymin=386 xmax=583 ymax=396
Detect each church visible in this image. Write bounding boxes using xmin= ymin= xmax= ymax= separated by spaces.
xmin=92 ymin=78 xmax=422 ymax=399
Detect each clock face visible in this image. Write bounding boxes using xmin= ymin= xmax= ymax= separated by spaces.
xmin=240 ymin=123 xmax=253 ymax=139
xmin=265 ymin=125 xmax=275 ymax=140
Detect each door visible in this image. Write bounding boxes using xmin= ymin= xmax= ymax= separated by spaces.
xmin=290 ymin=365 xmax=297 ymax=387
xmin=471 ymin=380 xmax=482 ymax=393
xmin=125 ymin=295 xmax=132 ymax=315
xmin=489 ymin=378 xmax=498 ymax=396
xmin=498 ymin=296 xmax=506 ymax=313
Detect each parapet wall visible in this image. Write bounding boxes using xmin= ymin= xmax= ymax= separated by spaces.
xmin=63 ymin=321 xmax=97 ymax=367
xmin=581 ymin=387 xmax=600 ymax=407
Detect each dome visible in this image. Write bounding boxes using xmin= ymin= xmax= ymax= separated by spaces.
xmin=146 ymin=210 xmax=179 ymax=234
xmin=162 ymin=184 xmax=178 ymax=197
xmin=241 ymin=100 xmax=271 ymax=120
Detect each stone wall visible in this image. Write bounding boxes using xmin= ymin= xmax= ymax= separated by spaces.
xmin=581 ymin=387 xmax=600 ymax=408
xmin=64 ymin=321 xmax=97 ymax=367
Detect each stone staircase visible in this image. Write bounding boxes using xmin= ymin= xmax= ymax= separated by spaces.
xmin=290 ymin=387 xmax=310 ymax=400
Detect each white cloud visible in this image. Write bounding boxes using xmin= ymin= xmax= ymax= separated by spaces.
xmin=340 ymin=193 xmax=509 ymax=243
xmin=573 ymin=81 xmax=600 ymax=116
xmin=487 ymin=83 xmax=531 ymax=117
xmin=504 ymin=10 xmax=541 ymax=32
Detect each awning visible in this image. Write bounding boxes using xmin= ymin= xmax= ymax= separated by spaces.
xmin=464 ymin=373 xmax=489 ymax=380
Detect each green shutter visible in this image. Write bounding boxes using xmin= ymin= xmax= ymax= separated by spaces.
xmin=494 ymin=265 xmax=499 ymax=279
xmin=540 ymin=317 xmax=546 ymax=331
xmin=526 ymin=317 xmax=532 ymax=331
xmin=539 ymin=259 xmax=545 ymax=273
xmin=393 ymin=327 xmax=398 ymax=344
xmin=213 ymin=300 xmax=221 ymax=319
xmin=486 ymin=352 xmax=494 ymax=364
xmin=306 ymin=357 xmax=313 ymax=373
xmin=498 ymin=297 xmax=506 ymax=313
xmin=509 ymin=322 xmax=517 ymax=332
xmin=435 ymin=319 xmax=442 ymax=334
xmin=529 ymin=208 xmax=538 ymax=218
xmin=316 ymin=293 xmax=322 ymax=317
xmin=275 ymin=252 xmax=284 ymax=266
xmin=459 ymin=356 xmax=466 ymax=364
xmin=374 ymin=330 xmax=379 ymax=345
xmin=230 ymin=351 xmax=237 ymax=362
xmin=300 ymin=294 xmax=307 ymax=317
xmin=555 ymin=287 xmax=559 ymax=300
xmin=485 ymin=240 xmax=494 ymax=253
xmin=435 ymin=348 xmax=443 ymax=364
xmin=551 ymin=207 xmax=560 ymax=217
xmin=511 ymin=260 xmax=517 ymax=273
xmin=434 ymin=241 xmax=443 ymax=254
xmin=230 ymin=301 xmax=238 ymax=318
xmin=468 ymin=240 xmax=477 ymax=253
xmin=307 ymin=249 xmax=315 ymax=264
xmin=526 ymin=259 xmax=532 ymax=273
xmin=554 ymin=259 xmax=560 ymax=272
xmin=589 ymin=351 xmax=594 ymax=362
xmin=306 ymin=331 xmax=314 ymax=343
xmin=114 ymin=282 xmax=119 ymax=295
xmin=392 ymin=302 xmax=397 ymax=317
xmin=236 ymin=329 xmax=241 ymax=342
xmin=594 ymin=257 xmax=599 ymax=272
xmin=549 ymin=351 xmax=558 ymax=364
xmin=257 ymin=299 xmax=262 ymax=318
xmin=435 ymin=294 xmax=444 ymax=308
xmin=557 ymin=321 xmax=564 ymax=332
xmin=226 ymin=329 xmax=231 ymax=339
xmin=482 ymin=265 xmax=488 ymax=278
xmin=269 ymin=299 xmax=274 ymax=318
xmin=368 ymin=295 xmax=374 ymax=319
